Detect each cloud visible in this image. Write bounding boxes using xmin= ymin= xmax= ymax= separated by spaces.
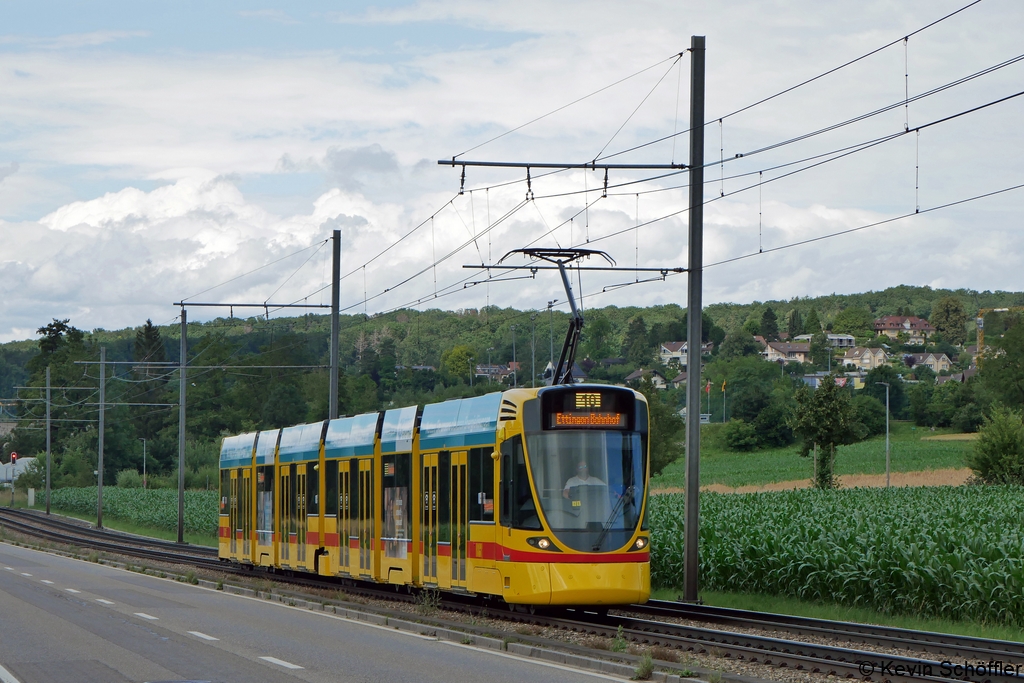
xmin=0 ymin=162 xmax=18 ymax=183
xmin=1 ymin=0 xmax=1023 ymax=342
xmin=0 ymin=31 xmax=148 ymax=50
xmin=238 ymin=9 xmax=300 ymax=25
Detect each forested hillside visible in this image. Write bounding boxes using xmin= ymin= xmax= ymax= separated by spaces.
xmin=1 ymin=284 xmax=1019 ymax=489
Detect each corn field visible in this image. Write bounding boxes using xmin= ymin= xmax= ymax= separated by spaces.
xmin=47 ymin=487 xmax=219 ymax=535
xmin=650 ymin=486 xmax=1024 ymax=626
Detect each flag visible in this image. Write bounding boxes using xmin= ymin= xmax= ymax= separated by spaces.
xmin=705 ymin=379 xmax=711 ymax=394
xmin=721 ymin=380 xmax=727 ymax=392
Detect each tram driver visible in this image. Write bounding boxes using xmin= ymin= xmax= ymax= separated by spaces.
xmin=562 ymin=460 xmax=606 ymax=499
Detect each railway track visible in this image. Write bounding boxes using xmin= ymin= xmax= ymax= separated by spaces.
xmin=4 ymin=507 xmax=1022 ymax=683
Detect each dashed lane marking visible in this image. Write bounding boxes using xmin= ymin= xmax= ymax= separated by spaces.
xmin=134 ymin=612 xmax=158 ymax=620
xmin=20 ymin=573 xmax=32 ymax=577
xmin=188 ymin=631 xmax=219 ymax=641
xmin=3 ymin=567 xmax=12 ymax=571
xmin=96 ymin=599 xmax=114 ymax=604
xmin=65 ymin=589 xmax=81 ymax=594
xmin=0 ymin=662 xmax=22 ymax=683
xmin=259 ymin=657 xmax=303 ymax=670
xmin=40 ymin=580 xmax=54 ymax=584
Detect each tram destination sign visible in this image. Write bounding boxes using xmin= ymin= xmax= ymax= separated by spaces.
xmin=541 ymin=388 xmax=634 ymax=431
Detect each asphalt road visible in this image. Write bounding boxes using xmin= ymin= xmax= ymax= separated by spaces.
xmin=0 ymin=543 xmax=623 ymax=683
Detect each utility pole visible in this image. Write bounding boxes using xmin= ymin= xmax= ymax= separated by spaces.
xmin=97 ymin=347 xmax=105 ymax=529
xmin=548 ymin=300 xmax=558 ymax=369
xmin=139 ymin=438 xmax=147 ymax=490
xmin=469 ymin=358 xmax=474 ymax=387
xmin=330 ymin=229 xmax=341 ymax=419
xmin=510 ymin=325 xmax=518 ymax=388
xmin=178 ymin=308 xmax=187 ymax=543
xmin=531 ymin=314 xmax=537 ymax=388
xmin=45 ymin=366 xmax=51 ymax=515
xmin=683 ymin=35 xmax=705 ymax=604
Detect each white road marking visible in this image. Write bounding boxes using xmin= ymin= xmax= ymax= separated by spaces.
xmin=95 ymin=599 xmax=114 ymax=604
xmin=134 ymin=612 xmax=158 ymax=620
xmin=441 ymin=641 xmax=627 ymax=681
xmin=40 ymin=580 xmax=54 ymax=584
xmin=0 ymin=662 xmax=22 ymax=683
xmin=188 ymin=631 xmax=219 ymax=641
xmin=20 ymin=573 xmax=32 ymax=577
xmin=3 ymin=567 xmax=12 ymax=571
xmin=259 ymin=656 xmax=303 ymax=670
xmin=65 ymin=589 xmax=81 ymax=594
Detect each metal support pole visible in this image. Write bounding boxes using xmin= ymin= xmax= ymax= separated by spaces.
xmin=548 ymin=300 xmax=557 ymax=367
xmin=45 ymin=366 xmax=51 ymax=515
xmin=531 ymin=314 xmax=537 ymax=388
xmin=683 ymin=35 xmax=706 ymax=604
xmin=178 ymin=308 xmax=187 ymax=543
xmin=140 ymin=438 xmax=147 ymax=490
xmin=330 ymin=229 xmax=341 ymax=419
xmin=97 ymin=347 xmax=105 ymax=528
xmin=511 ymin=325 xmax=517 ymax=387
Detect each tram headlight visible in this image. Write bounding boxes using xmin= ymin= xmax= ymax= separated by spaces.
xmin=527 ymin=536 xmax=557 ymax=550
xmin=633 ymin=537 xmax=648 ymax=550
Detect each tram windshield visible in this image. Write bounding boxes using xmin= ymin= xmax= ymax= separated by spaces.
xmin=524 ymin=430 xmax=646 ymax=552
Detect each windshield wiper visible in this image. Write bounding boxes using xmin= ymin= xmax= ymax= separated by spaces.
xmin=592 ymin=485 xmax=636 ymax=551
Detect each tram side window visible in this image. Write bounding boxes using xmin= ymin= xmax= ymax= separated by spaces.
xmin=256 ymin=466 xmax=273 ymax=545
xmin=219 ymin=470 xmax=230 ymax=513
xmin=499 ymin=436 xmax=541 ymax=530
xmin=306 ymin=464 xmax=319 ymax=516
xmin=325 ymin=460 xmax=338 ymax=516
xmin=468 ymin=447 xmax=494 ymax=522
xmin=383 ymin=453 xmax=411 ymax=559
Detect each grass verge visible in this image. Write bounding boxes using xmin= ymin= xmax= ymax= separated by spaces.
xmin=654 ymin=421 xmax=972 ymax=489
xmin=651 ymin=588 xmax=1024 ymax=644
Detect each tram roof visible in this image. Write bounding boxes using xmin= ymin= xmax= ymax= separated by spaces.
xmin=220 ymin=431 xmax=256 ymax=468
xmin=324 ymin=412 xmax=378 ymax=458
xmin=419 ymin=392 xmax=502 ymax=450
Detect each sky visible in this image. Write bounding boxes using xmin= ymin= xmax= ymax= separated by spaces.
xmin=1 ymin=0 xmax=1022 ymax=342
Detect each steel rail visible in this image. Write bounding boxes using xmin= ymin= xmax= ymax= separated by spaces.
xmin=630 ymin=600 xmax=1024 ymax=662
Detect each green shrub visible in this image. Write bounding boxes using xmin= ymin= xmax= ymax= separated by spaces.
xmin=851 ymin=395 xmax=886 ymax=437
xmin=968 ymin=407 xmax=1024 ymax=484
xmin=115 ymin=469 xmax=144 ymax=488
xmin=722 ymin=419 xmax=757 ymax=452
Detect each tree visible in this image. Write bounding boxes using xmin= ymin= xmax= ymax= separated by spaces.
xmin=787 ymin=309 xmax=803 ymax=339
xmin=968 ymin=407 xmax=1024 ymax=484
xmin=861 ymin=365 xmax=907 ymax=417
xmin=980 ymin=320 xmax=1024 ymax=407
xmin=636 ymin=376 xmax=684 ymax=475
xmin=803 ymin=308 xmax=822 ymax=335
xmin=583 ymin=314 xmax=614 ymax=359
xmin=930 ymin=297 xmax=968 ymax=346
xmin=809 ymin=330 xmax=833 ymax=369
xmin=760 ymin=307 xmax=779 ymax=341
xmin=850 ymin=395 xmax=886 ymax=437
xmin=832 ymin=307 xmax=874 ymax=337
xmin=791 ymin=373 xmax=858 ymax=488
xmin=134 ymin=319 xmax=167 ymax=364
xmin=440 ymin=344 xmax=474 ymax=384
xmin=723 ymin=419 xmax=758 ymax=451
xmin=718 ymin=330 xmax=761 ymax=359
xmin=623 ymin=316 xmax=651 ymax=367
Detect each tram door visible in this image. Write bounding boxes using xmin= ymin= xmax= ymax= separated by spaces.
xmin=229 ymin=472 xmax=239 ymax=556
xmin=338 ymin=463 xmax=351 ymax=571
xmin=421 ymin=451 xmax=468 ymax=589
xmin=296 ymin=467 xmax=307 ymax=565
xmin=355 ymin=459 xmax=373 ymax=576
xmin=279 ymin=466 xmax=292 ymax=564
xmin=240 ymin=469 xmax=252 ymax=561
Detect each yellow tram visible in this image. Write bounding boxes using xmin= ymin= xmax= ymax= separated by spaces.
xmin=219 ymin=383 xmax=651 ymax=606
